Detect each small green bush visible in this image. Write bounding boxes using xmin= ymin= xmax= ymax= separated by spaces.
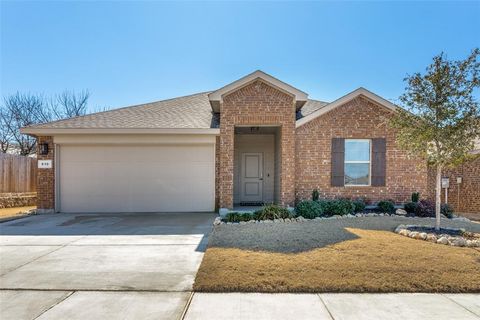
xmin=318 ymin=199 xmax=354 ymax=216
xmin=411 ymin=192 xmax=420 ymax=203
xmin=312 ymin=189 xmax=319 ymax=201
xmin=317 ymin=199 xmax=332 ymax=213
xmin=224 ymin=212 xmax=254 ymax=223
xmin=404 ymin=202 xmax=417 ymax=213
xmin=441 ymin=203 xmax=454 ymax=218
xmin=254 ymin=204 xmax=291 ymax=220
xmin=352 ymin=199 xmax=366 ymax=213
xmin=295 ymin=200 xmax=324 ymax=219
xmin=378 ymin=200 xmax=395 ymax=213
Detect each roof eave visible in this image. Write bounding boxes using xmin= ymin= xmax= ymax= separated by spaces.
xmin=20 ymin=127 xmax=220 ymax=136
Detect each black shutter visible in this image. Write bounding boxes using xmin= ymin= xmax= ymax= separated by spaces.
xmin=331 ymin=138 xmax=345 ymax=187
xmin=371 ymin=138 xmax=386 ymax=186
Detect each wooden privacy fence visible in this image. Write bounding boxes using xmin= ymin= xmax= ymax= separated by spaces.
xmin=0 ymin=153 xmax=37 ymax=193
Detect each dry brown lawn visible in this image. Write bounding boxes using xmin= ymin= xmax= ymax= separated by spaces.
xmin=0 ymin=206 xmax=36 ymax=219
xmin=194 ymin=228 xmax=480 ymax=293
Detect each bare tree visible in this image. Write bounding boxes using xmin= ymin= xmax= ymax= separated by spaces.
xmin=0 ymin=106 xmax=14 ymax=153
xmin=1 ymin=89 xmax=90 ymax=155
xmin=3 ymin=92 xmax=45 ymax=155
xmin=51 ymin=90 xmax=89 ymax=119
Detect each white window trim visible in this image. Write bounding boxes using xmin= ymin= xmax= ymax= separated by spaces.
xmin=344 ymin=139 xmax=371 ymax=187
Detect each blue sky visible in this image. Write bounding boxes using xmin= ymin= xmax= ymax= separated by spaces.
xmin=1 ymin=1 xmax=479 ymax=111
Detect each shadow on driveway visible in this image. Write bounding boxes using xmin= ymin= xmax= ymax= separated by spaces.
xmin=0 ymin=212 xmax=216 ymax=252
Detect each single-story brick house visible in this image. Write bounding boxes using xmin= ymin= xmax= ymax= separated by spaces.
xmin=22 ymin=70 xmax=434 ymax=213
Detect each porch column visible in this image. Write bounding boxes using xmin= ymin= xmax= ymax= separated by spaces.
xmin=279 ymin=123 xmax=296 ymax=207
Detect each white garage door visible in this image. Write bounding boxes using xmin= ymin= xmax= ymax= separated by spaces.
xmin=58 ymin=144 xmax=215 ymax=213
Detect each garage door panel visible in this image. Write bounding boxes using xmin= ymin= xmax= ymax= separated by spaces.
xmin=59 ymin=144 xmax=214 ymax=213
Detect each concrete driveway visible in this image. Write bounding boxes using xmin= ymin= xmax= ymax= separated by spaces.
xmin=0 ymin=212 xmax=216 ymax=320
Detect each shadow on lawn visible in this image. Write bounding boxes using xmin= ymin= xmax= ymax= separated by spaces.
xmin=208 ymin=222 xmax=361 ymax=253
xmin=207 ymin=216 xmax=480 ymax=253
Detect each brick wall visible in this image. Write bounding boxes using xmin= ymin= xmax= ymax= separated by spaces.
xmin=215 ymin=135 xmax=220 ymax=210
xmin=36 ymin=136 xmax=55 ymax=212
xmin=218 ymin=80 xmax=296 ymax=208
xmin=295 ymin=97 xmax=428 ymax=204
xmin=427 ymin=157 xmax=480 ymax=213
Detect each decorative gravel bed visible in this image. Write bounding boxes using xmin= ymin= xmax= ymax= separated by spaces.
xmin=395 ymin=224 xmax=480 ymax=247
xmin=215 ymin=212 xmax=392 ymax=226
xmin=209 ymin=215 xmax=480 ymax=253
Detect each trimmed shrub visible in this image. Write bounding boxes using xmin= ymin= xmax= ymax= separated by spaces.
xmin=441 ymin=203 xmax=454 ymax=218
xmin=414 ymin=200 xmax=435 ymax=217
xmin=404 ymin=202 xmax=417 ymax=214
xmin=326 ymin=199 xmax=355 ymax=216
xmin=352 ymin=199 xmax=366 ymax=213
xmin=378 ymin=200 xmax=395 ymax=213
xmin=411 ymin=192 xmax=420 ymax=203
xmin=317 ymin=200 xmax=332 ymax=213
xmin=312 ymin=189 xmax=319 ymax=201
xmin=412 ymin=200 xmax=454 ymax=218
xmin=295 ymin=200 xmax=324 ymax=219
xmin=254 ymin=204 xmax=291 ymax=220
xmin=224 ymin=212 xmax=253 ymax=223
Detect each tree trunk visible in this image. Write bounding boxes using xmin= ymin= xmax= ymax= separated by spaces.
xmin=435 ymin=165 xmax=442 ymax=231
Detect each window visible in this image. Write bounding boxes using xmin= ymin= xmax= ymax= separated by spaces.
xmin=344 ymin=139 xmax=370 ymax=186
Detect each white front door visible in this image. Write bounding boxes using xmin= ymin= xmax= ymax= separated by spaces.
xmin=240 ymin=152 xmax=264 ymax=203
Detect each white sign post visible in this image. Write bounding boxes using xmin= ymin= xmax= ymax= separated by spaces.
xmin=441 ymin=177 xmax=449 ymax=204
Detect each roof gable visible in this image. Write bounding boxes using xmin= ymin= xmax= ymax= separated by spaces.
xmin=295 ymin=87 xmax=397 ymax=128
xmin=208 ymin=70 xmax=308 ymax=112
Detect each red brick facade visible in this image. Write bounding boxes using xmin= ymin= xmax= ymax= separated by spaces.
xmin=38 ymin=79 xmax=477 ymax=213
xmin=218 ymin=80 xmax=296 ymax=208
xmin=427 ymin=158 xmax=480 ymax=213
xmin=36 ymin=136 xmax=55 ymax=212
xmin=295 ymin=97 xmax=428 ymax=204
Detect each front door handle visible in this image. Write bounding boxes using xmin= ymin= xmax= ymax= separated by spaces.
xmin=259 ymin=178 xmax=263 ymax=181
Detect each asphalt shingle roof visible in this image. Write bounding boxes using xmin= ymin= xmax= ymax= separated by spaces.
xmin=296 ymin=99 xmax=329 ymax=120
xmin=28 ymin=92 xmax=328 ymax=130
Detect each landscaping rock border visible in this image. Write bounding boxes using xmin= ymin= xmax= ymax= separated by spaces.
xmin=213 ymin=212 xmax=471 ymax=226
xmin=394 ymin=224 xmax=480 ymax=247
xmin=0 ymin=192 xmax=37 ymax=209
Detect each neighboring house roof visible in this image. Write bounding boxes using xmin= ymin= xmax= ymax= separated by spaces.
xmin=472 ymin=139 xmax=480 ymax=154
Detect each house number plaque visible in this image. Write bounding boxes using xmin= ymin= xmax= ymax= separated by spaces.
xmin=38 ymin=160 xmax=52 ymax=169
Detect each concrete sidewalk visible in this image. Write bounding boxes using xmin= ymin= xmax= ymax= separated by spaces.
xmin=184 ymin=293 xmax=480 ymax=320
xmin=1 ymin=291 xmax=479 ymax=319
